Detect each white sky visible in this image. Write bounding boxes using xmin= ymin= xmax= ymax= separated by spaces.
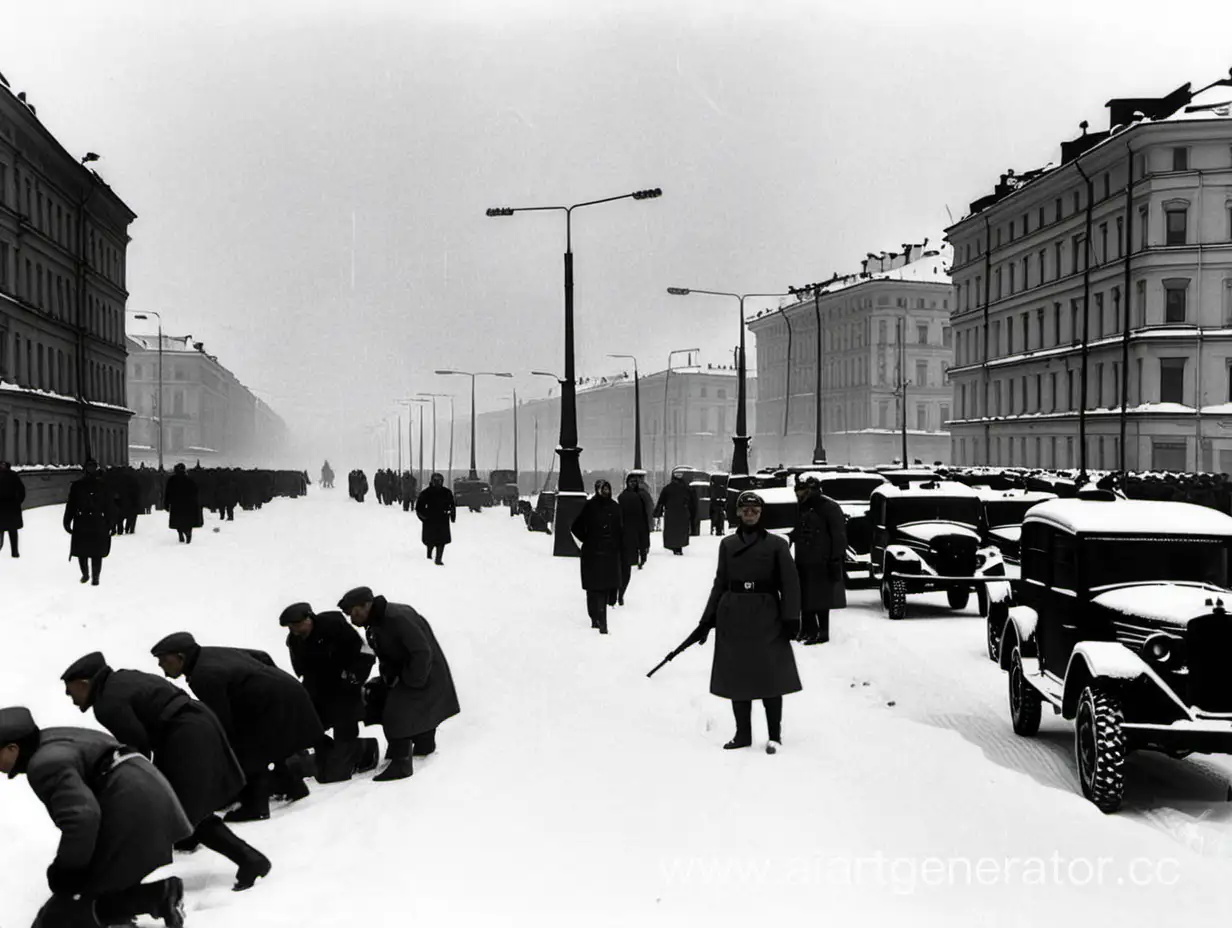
xmin=5 ymin=0 xmax=1232 ymax=461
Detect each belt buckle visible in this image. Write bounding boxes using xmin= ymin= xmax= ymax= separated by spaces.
xmin=742 ymin=581 xmax=754 ymax=591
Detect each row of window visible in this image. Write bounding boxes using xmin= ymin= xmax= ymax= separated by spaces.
xmin=952 ymin=433 xmax=1188 ymax=473
xmin=0 ymin=241 xmax=124 ymax=344
xmin=0 ymin=327 xmax=125 ymax=405
xmin=0 ymin=415 xmax=125 ymax=467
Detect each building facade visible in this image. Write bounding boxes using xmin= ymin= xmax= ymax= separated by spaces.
xmin=946 ymin=74 xmax=1232 ymax=474
xmin=0 ymin=81 xmax=135 ymax=468
xmin=747 ymin=242 xmax=955 ymax=467
xmin=126 ymin=334 xmax=287 ymax=466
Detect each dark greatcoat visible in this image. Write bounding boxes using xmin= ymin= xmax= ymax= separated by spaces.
xmin=88 ymin=667 xmax=245 ymax=826
xmin=24 ymin=727 xmax=191 ymax=895
xmin=163 ymin=472 xmax=202 ymax=531
xmin=63 ymin=474 xmax=115 ymax=559
xmin=182 ymin=645 xmax=324 ymax=775
xmin=654 ymin=479 xmax=696 ymax=549
xmin=286 ymin=610 xmax=374 ymax=732
xmin=364 ymin=597 xmax=460 ymax=739
xmin=571 ymin=494 xmax=624 ymax=591
xmin=700 ymin=528 xmax=802 ymax=700
xmin=415 ymin=484 xmax=456 ymax=547
xmin=790 ymin=493 xmax=848 ymax=611
xmin=617 ymin=487 xmax=650 ymax=563
xmin=0 ymin=467 xmax=26 ymax=530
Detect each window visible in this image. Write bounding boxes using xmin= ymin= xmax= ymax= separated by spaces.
xmin=940 ymin=403 xmax=950 ymax=426
xmin=1135 ymin=280 xmax=1146 ymax=327
xmin=1007 ymin=317 xmax=1015 ymax=354
xmin=1096 ymin=363 xmax=1104 ymax=406
xmin=1053 ymin=302 xmax=1061 ymax=345
xmin=1099 ymin=222 xmax=1108 ymax=263
xmin=1070 ymin=299 xmax=1081 ymax=344
xmin=915 ymin=360 xmax=928 ymax=386
xmin=1054 ymin=241 xmax=1064 ymax=277
xmin=1152 ymin=440 xmax=1186 ymax=471
xmin=995 ymin=267 xmax=1002 ymax=299
xmin=1039 ymin=206 xmax=1045 ymax=228
xmin=1009 ymin=263 xmax=1016 ymax=294
xmin=917 ymin=405 xmax=928 ymax=431
xmin=1116 ymin=216 xmax=1124 ymax=258
xmin=1023 ymin=312 xmax=1031 ymax=350
xmin=1068 ymin=370 xmax=1076 ymax=409
xmin=1102 ymin=173 xmax=1110 ymax=200
xmin=1160 ymin=357 xmax=1186 ymax=403
xmin=1139 ymin=205 xmax=1149 ymax=250
xmin=1039 ymin=248 xmax=1047 ymax=282
xmin=1163 ymin=205 xmax=1182 ymax=244
xmin=1164 ymin=278 xmax=1189 ymax=323
xmin=1112 ymin=288 xmax=1122 ymax=333
xmin=1172 ymin=147 xmax=1189 ymax=171
xmin=1009 ymin=378 xmax=1016 ymax=413
xmin=917 ymin=324 xmax=928 ymax=344
xmin=1050 ymin=372 xmax=1058 ymax=411
xmin=975 ymin=276 xmax=982 ymax=305
xmin=878 ymin=401 xmax=890 ymax=428
xmin=1094 ymin=293 xmax=1104 ymax=337
xmin=942 ymin=326 xmax=952 ymax=348
xmin=1034 ymin=374 xmax=1042 ymax=411
xmin=1072 ymin=234 xmax=1084 ymax=272
xmin=992 ymin=320 xmax=1001 ymax=355
xmin=1055 ymin=198 xmax=1063 ymax=222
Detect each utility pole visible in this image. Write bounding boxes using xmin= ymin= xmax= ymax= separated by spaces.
xmin=898 ymin=316 xmax=910 ymax=465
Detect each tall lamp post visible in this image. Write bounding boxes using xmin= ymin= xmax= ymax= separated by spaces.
xmin=661 ymin=347 xmax=699 ymax=488
xmin=667 ymin=288 xmax=791 ymax=514
xmin=487 ymin=186 xmax=663 ymax=558
xmin=606 ymin=353 xmax=643 ymax=471
xmin=415 ymin=393 xmax=449 ymax=477
xmin=531 ymin=370 xmax=562 ymax=492
xmin=127 ymin=311 xmax=163 ymax=472
xmin=435 ymin=370 xmax=512 ymax=479
xmin=788 ymin=281 xmax=831 ymax=465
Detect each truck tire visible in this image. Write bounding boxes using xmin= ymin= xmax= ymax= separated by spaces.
xmin=882 ymin=573 xmax=907 ymax=620
xmin=986 ymin=601 xmax=1008 ymax=662
xmin=1009 ymin=649 xmax=1042 ymax=736
xmin=947 ymin=588 xmax=970 ymax=610
xmin=1075 ymin=684 xmax=1126 ymax=813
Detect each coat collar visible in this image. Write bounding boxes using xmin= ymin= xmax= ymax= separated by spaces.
xmin=369 ymin=595 xmax=389 ymax=627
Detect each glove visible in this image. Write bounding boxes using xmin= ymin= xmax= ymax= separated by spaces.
xmin=63 ymin=520 xmax=73 ymax=534
xmin=695 ymin=621 xmax=712 ymax=646
xmin=451 ymin=513 xmax=457 ymax=523
xmin=47 ymin=863 xmax=86 ymax=895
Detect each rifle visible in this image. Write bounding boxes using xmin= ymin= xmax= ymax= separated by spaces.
xmin=647 ymin=623 xmax=709 ymax=678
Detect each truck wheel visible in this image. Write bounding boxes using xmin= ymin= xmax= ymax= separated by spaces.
xmin=1075 ymin=685 xmax=1126 ymax=813
xmin=986 ymin=601 xmax=1008 ymax=662
xmin=1009 ymin=649 xmax=1042 ymax=736
xmin=946 ymin=588 xmax=970 ymax=610
xmin=882 ymin=574 xmax=906 ymax=620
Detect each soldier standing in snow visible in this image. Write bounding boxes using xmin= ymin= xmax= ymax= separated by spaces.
xmin=163 ymin=463 xmax=202 ymax=544
xmin=617 ymin=474 xmax=650 ymax=603
xmin=692 ymin=491 xmax=801 ymax=753
xmin=63 ymin=459 xmax=115 ymax=586
xmin=0 ymin=706 xmax=191 ymax=928
xmin=279 ymin=602 xmax=380 ymax=782
xmin=415 ymin=473 xmax=456 ymax=565
xmin=654 ymin=471 xmax=696 ymax=555
xmin=789 ymin=474 xmax=847 ymax=645
xmin=338 ymin=586 xmax=460 ymax=781
xmin=149 ymin=632 xmax=324 ymax=822
xmin=0 ymin=460 xmax=25 ymax=557
xmin=572 ymin=479 xmax=624 ymax=632
xmin=634 ymin=474 xmax=655 ymax=566
xmin=59 ymin=652 xmax=272 ymax=892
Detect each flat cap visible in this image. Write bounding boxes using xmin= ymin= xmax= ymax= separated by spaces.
xmin=150 ymin=631 xmax=198 ymax=657
xmin=61 ymin=651 xmax=107 ymax=682
xmin=279 ymin=602 xmax=314 ymax=626
xmin=337 ymin=586 xmax=374 ymax=612
xmin=0 ymin=707 xmax=37 ymax=745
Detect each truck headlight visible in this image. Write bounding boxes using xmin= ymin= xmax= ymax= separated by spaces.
xmin=1143 ymin=632 xmax=1185 ymax=668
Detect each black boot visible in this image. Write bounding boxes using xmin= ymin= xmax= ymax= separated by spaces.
xmin=724 ymin=700 xmax=753 ymax=749
xmin=195 ymin=815 xmax=272 ymax=891
xmin=314 ymin=739 xmax=361 ymax=783
xmin=411 ymin=729 xmax=436 ymax=757
xmin=95 ymin=877 xmax=185 ymax=928
xmin=374 ymin=757 xmax=413 ymax=781
xmin=356 ymin=738 xmax=380 ymax=772
xmin=224 ymin=775 xmax=271 ymax=823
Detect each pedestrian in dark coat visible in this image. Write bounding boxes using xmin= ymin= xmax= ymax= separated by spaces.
xmin=617 ymin=475 xmax=650 ymax=599
xmin=416 ymin=473 xmax=456 ymax=564
xmin=693 ymin=490 xmax=801 ymax=753
xmin=118 ymin=467 xmax=141 ymax=534
xmin=60 ymin=653 xmax=271 ymax=893
xmin=635 ymin=474 xmax=655 ymax=565
xmin=0 ymin=460 xmax=25 ymax=557
xmin=572 ymin=480 xmax=624 ymax=633
xmin=280 ymin=603 xmax=379 ymax=782
xmin=789 ymin=476 xmax=848 ymax=645
xmin=63 ymin=459 xmax=114 ymax=586
xmin=163 ymin=463 xmax=202 ymax=544
xmin=149 ymin=632 xmax=324 ymax=823
xmin=339 ymin=586 xmax=460 ymax=782
xmin=654 ymin=472 xmax=696 ymax=554
xmin=0 ymin=706 xmax=190 ymax=928
xmin=709 ymin=487 xmax=727 ymax=536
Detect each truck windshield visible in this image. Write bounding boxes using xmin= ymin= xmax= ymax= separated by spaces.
xmin=1085 ymin=537 xmax=1230 ymax=589
xmin=819 ymin=478 xmax=885 ymax=503
xmin=889 ymin=498 xmax=981 ymax=527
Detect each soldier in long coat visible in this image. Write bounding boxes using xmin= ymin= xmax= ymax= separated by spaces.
xmin=0 ymin=459 xmax=25 ymax=557
xmin=149 ymin=632 xmax=324 ymax=822
xmin=63 ymin=459 xmax=115 ymax=586
xmin=0 ymin=706 xmax=191 ymax=928
xmin=60 ymin=653 xmax=271 ymax=892
xmin=654 ymin=472 xmax=696 ymax=555
xmin=339 ymin=586 xmax=460 ymax=782
xmin=634 ymin=474 xmax=655 ymax=566
xmin=163 ymin=463 xmax=202 ymax=544
xmin=789 ymin=476 xmax=848 ymax=645
xmin=572 ymin=480 xmax=624 ymax=633
xmin=415 ymin=473 xmax=456 ymax=564
xmin=280 ymin=603 xmax=379 ymax=782
xmin=693 ymin=491 xmax=801 ymax=753
xmin=617 ymin=474 xmax=650 ymax=602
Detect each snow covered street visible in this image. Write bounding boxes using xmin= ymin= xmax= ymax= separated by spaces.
xmin=5 ymin=486 xmax=1232 ymax=926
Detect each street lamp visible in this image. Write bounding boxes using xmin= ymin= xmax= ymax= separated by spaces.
xmin=606 ymin=354 xmax=642 ymax=471
xmin=661 ymin=348 xmax=699 ymax=488
xmin=398 ymin=398 xmax=431 ymax=487
xmin=788 ymin=281 xmax=831 ymax=465
xmin=435 ymin=370 xmax=512 ymax=479
xmin=415 ymin=393 xmax=449 ymax=477
xmin=126 ymin=311 xmax=163 ymax=472
xmin=488 ymin=186 xmax=662 ymax=557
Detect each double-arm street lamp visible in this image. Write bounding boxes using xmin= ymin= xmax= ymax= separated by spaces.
xmin=530 ymin=370 xmax=562 ymax=490
xmin=606 ymin=354 xmax=642 ymax=471
xmin=661 ymin=347 xmax=699 ymax=487
xmin=488 ymin=186 xmax=662 ymax=557
xmin=435 ymin=370 xmax=512 ymax=479
xmin=126 ymin=310 xmax=163 ymax=472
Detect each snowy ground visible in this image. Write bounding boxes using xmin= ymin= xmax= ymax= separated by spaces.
xmin=4 ymin=485 xmax=1232 ymax=927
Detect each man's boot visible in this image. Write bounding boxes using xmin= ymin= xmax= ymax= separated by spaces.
xmin=356 ymin=738 xmax=380 ymax=773
xmin=94 ymin=877 xmax=185 ymax=928
xmin=315 ymin=739 xmax=363 ymax=783
xmin=374 ymin=739 xmax=413 ymax=781
xmin=410 ymin=729 xmax=436 ymax=757
xmin=224 ymin=776 xmax=271 ymax=823
xmin=195 ymin=815 xmax=272 ymax=892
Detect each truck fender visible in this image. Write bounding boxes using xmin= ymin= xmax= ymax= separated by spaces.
xmin=884 ymin=545 xmax=921 ymax=571
xmin=998 ymin=606 xmax=1038 ymax=671
xmin=1059 ymin=643 xmax=1146 ymax=719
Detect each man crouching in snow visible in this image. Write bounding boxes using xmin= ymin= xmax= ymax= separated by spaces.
xmin=339 ymin=586 xmax=460 ymax=782
xmin=0 ymin=706 xmax=190 ymax=928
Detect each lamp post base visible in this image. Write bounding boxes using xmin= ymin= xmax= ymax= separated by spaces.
xmin=551 ymin=445 xmax=585 ymax=557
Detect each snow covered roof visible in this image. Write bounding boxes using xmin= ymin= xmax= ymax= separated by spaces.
xmin=1092 ymin=583 xmax=1230 ymax=625
xmin=1026 ymin=499 xmax=1232 ymax=536
xmin=872 ymin=480 xmax=980 ymax=500
xmin=973 ymin=488 xmax=1057 ymax=503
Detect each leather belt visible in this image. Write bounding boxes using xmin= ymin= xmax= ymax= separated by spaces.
xmin=727 ymin=581 xmax=777 ymax=594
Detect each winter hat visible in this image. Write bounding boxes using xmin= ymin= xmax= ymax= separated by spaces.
xmin=0 ymin=707 xmax=36 ymax=745
xmin=150 ymin=631 xmax=198 ymax=657
xmin=279 ymin=603 xmax=314 ymax=626
xmin=337 ymin=586 xmax=374 ymax=612
xmin=61 ymin=651 xmax=107 ymax=682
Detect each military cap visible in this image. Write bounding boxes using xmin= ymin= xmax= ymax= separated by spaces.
xmin=337 ymin=586 xmax=374 ymax=612
xmin=150 ymin=631 xmax=198 ymax=657
xmin=279 ymin=602 xmax=314 ymax=626
xmin=0 ymin=707 xmax=37 ymax=745
xmin=61 ymin=651 xmax=107 ymax=682
xmin=736 ymin=490 xmax=765 ymax=508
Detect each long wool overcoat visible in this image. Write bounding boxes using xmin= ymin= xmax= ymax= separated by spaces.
xmin=700 ymin=528 xmax=802 ymax=700
xmin=63 ymin=474 xmax=114 ymax=559
xmin=790 ymin=493 xmax=848 ymax=611
xmin=182 ymin=645 xmax=323 ymax=775
xmin=571 ymin=495 xmax=625 ymax=591
xmin=617 ymin=487 xmax=650 ymax=563
xmin=654 ymin=480 xmax=696 ymax=550
xmin=25 ymin=727 xmax=191 ymax=895
xmin=286 ymin=611 xmax=374 ymax=731
xmin=0 ymin=468 xmax=25 ymax=531
xmin=163 ymin=472 xmax=202 ymax=531
xmin=415 ymin=485 xmax=456 ymax=547
xmin=364 ymin=597 xmax=460 ymax=740
xmin=89 ymin=666 xmax=245 ymax=826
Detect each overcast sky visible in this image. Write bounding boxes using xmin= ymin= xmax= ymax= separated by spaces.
xmin=6 ymin=0 xmax=1232 ymax=463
